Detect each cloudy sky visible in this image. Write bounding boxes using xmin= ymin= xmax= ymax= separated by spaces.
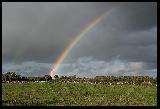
xmin=2 ymin=2 xmax=157 ymax=77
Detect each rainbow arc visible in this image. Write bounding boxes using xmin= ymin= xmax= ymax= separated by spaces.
xmin=48 ymin=8 xmax=116 ymax=78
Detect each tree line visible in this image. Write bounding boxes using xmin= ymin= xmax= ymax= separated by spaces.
xmin=2 ymin=72 xmax=157 ymax=86
xmin=2 ymin=72 xmax=53 ymax=82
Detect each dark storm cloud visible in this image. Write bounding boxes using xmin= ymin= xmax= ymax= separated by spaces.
xmin=64 ymin=27 xmax=156 ymax=67
xmin=2 ymin=2 xmax=118 ymax=63
xmin=2 ymin=2 xmax=157 ymax=77
xmin=100 ymin=2 xmax=157 ymax=32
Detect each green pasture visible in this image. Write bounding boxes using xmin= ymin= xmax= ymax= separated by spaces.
xmin=2 ymin=82 xmax=157 ymax=106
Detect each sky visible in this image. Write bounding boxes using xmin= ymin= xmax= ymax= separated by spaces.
xmin=2 ymin=2 xmax=157 ymax=77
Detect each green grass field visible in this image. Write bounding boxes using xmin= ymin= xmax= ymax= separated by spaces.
xmin=2 ymin=82 xmax=157 ymax=106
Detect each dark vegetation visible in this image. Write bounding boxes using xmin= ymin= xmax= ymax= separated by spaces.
xmin=2 ymin=72 xmax=157 ymax=86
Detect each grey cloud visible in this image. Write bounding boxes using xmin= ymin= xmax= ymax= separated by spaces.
xmin=2 ymin=58 xmax=156 ymax=77
xmin=58 ymin=57 xmax=157 ymax=78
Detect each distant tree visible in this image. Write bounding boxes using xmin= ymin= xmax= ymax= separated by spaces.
xmin=16 ymin=75 xmax=21 ymax=81
xmin=38 ymin=77 xmax=45 ymax=81
xmin=2 ymin=74 xmax=6 ymax=82
xmin=37 ymin=77 xmax=40 ymax=81
xmin=155 ymin=77 xmax=157 ymax=83
xmin=21 ymin=77 xmax=27 ymax=81
xmin=73 ymin=75 xmax=76 ymax=79
xmin=60 ymin=76 xmax=65 ymax=79
xmin=5 ymin=72 xmax=17 ymax=82
xmin=54 ymin=75 xmax=59 ymax=79
xmin=153 ymin=77 xmax=157 ymax=85
xmin=89 ymin=78 xmax=94 ymax=83
xmin=5 ymin=72 xmax=11 ymax=82
xmin=44 ymin=75 xmax=52 ymax=81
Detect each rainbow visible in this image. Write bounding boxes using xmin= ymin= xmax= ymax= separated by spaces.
xmin=48 ymin=9 xmax=115 ymax=78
